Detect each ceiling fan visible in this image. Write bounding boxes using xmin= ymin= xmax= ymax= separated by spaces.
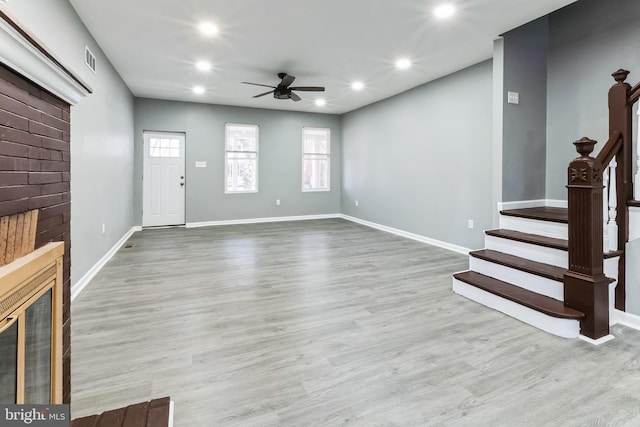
xmin=242 ymin=73 xmax=325 ymax=102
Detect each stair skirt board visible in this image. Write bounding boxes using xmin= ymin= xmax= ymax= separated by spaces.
xmin=468 ymin=257 xmax=564 ymax=301
xmin=497 ymin=200 xmax=568 ymax=211
xmin=452 ymin=278 xmax=580 ymax=339
xmin=485 ymin=235 xmax=567 ymax=268
xmin=499 ymin=216 xmax=567 ymax=240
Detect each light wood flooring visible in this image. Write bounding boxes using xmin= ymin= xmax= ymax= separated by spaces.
xmin=71 ymin=219 xmax=640 ymax=426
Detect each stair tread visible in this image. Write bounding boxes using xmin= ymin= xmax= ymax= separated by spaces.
xmin=453 ymin=271 xmax=584 ymax=319
xmin=470 ymin=249 xmax=565 ymax=282
xmin=500 ymin=207 xmax=568 ymax=223
xmin=485 ymin=229 xmax=568 ymax=251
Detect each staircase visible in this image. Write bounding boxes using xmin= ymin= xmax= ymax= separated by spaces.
xmin=452 ymin=69 xmax=640 ymax=341
xmin=453 ymin=206 xmax=619 ymax=339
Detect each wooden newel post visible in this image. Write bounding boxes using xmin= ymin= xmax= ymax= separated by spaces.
xmin=564 ymin=137 xmax=610 ymax=340
xmin=609 ymin=69 xmax=632 ymax=311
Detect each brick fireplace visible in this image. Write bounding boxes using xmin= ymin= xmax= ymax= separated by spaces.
xmin=0 ymin=63 xmax=72 ymax=402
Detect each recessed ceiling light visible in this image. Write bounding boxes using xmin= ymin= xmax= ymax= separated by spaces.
xmin=199 ymin=22 xmax=218 ymax=36
xmin=395 ymin=58 xmax=412 ymax=70
xmin=351 ymin=81 xmax=364 ymax=91
xmin=315 ymin=99 xmax=326 ymax=107
xmin=192 ymin=86 xmax=205 ymax=95
xmin=195 ymin=60 xmax=212 ymax=72
xmin=434 ymin=4 xmax=455 ymax=19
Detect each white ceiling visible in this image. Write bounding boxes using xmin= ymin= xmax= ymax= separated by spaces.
xmin=69 ymin=0 xmax=577 ymax=115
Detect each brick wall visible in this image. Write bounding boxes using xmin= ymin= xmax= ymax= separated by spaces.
xmin=0 ymin=63 xmax=72 ymax=403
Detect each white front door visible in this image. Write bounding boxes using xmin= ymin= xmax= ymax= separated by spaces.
xmin=143 ymin=132 xmax=186 ymax=227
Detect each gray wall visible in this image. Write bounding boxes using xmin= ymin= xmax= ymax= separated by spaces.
xmin=501 ymin=17 xmax=549 ymax=202
xmin=134 ymin=99 xmax=341 ymax=224
xmin=546 ymin=0 xmax=640 ymax=199
xmin=5 ymin=0 xmax=135 ymax=286
xmin=341 ymin=61 xmax=493 ymax=250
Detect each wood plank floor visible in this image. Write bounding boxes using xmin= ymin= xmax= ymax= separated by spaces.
xmin=71 ymin=219 xmax=640 ymax=426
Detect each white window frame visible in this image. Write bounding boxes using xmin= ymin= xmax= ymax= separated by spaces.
xmin=302 ymin=127 xmax=331 ymax=192
xmin=225 ymin=123 xmax=259 ymax=194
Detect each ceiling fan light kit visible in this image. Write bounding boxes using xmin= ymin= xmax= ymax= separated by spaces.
xmin=242 ymin=72 xmax=325 ymax=102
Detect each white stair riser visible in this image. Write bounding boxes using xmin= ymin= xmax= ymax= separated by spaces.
xmin=469 ymin=257 xmax=564 ymax=301
xmin=499 ymin=216 xmax=567 ymax=240
xmin=484 ymin=235 xmax=567 ymax=268
xmin=605 ymin=256 xmax=620 ymax=313
xmin=452 ymin=278 xmax=580 ymax=338
xmin=630 ymin=207 xmax=640 ymax=241
xmin=604 ymin=257 xmax=620 ymax=282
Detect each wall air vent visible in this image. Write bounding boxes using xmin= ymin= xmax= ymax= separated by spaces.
xmin=84 ymin=46 xmax=96 ymax=74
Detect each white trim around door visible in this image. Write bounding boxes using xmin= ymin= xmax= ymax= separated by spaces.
xmin=143 ymin=131 xmax=186 ymax=227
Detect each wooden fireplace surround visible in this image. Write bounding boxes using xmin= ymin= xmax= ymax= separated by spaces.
xmin=0 ymin=241 xmax=63 ymax=403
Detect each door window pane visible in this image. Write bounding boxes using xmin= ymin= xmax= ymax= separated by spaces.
xmin=150 ymin=138 xmax=180 ymax=158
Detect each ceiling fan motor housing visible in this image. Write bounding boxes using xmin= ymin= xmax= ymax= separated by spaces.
xmin=274 ymin=89 xmax=291 ymax=99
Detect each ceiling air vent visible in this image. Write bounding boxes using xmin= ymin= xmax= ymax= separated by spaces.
xmin=84 ymin=46 xmax=96 ymax=74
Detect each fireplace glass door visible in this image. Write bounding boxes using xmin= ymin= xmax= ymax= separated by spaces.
xmin=0 ymin=318 xmax=18 ymax=403
xmin=0 ymin=285 xmax=55 ymax=404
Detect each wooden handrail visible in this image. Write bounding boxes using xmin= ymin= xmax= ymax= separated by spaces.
xmin=630 ymin=82 xmax=640 ymax=104
xmin=595 ymin=130 xmax=622 ymax=167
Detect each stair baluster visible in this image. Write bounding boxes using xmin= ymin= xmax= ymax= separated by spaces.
xmin=636 ymin=107 xmax=640 ymax=200
xmin=607 ymin=158 xmax=619 ymax=252
xmin=603 ymin=166 xmax=610 ymax=252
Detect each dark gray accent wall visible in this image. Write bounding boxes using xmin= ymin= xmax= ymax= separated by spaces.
xmin=501 ymin=17 xmax=549 ymax=202
xmin=546 ymin=0 xmax=640 ymax=199
xmin=134 ymin=99 xmax=341 ymax=224
xmin=341 ymin=61 xmax=493 ymax=250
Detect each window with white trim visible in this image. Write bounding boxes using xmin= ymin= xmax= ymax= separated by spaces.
xmin=225 ymin=123 xmax=258 ymax=193
xmin=302 ymin=127 xmax=330 ymax=191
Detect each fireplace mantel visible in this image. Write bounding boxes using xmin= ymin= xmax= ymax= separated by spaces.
xmin=0 ymin=6 xmax=91 ymax=105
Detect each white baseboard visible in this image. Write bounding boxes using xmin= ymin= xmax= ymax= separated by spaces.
xmin=340 ymin=214 xmax=471 ymax=255
xmin=611 ymin=309 xmax=640 ymax=331
xmin=71 ymin=226 xmax=141 ymax=302
xmin=578 ymin=334 xmax=615 ymax=345
xmin=186 ymin=213 xmax=341 ymax=228
xmin=544 ymin=199 xmax=568 ymax=208
xmin=497 ymin=199 xmax=567 ymax=211
xmin=168 ymin=400 xmax=175 ymax=427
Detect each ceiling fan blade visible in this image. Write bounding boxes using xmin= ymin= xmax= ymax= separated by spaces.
xmin=289 ymin=86 xmax=325 ymax=92
xmin=242 ymin=82 xmax=276 ymax=89
xmin=253 ymin=90 xmax=273 ymax=98
xmin=289 ymin=92 xmax=302 ymax=102
xmin=280 ymin=74 xmax=296 ymax=87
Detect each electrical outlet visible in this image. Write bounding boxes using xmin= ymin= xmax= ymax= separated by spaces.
xmin=355 ymin=200 xmax=359 ymax=207
xmin=276 ymin=199 xmax=281 ymax=206
xmin=467 ymin=219 xmax=474 ymax=229
xmin=507 ymin=91 xmax=519 ymax=104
